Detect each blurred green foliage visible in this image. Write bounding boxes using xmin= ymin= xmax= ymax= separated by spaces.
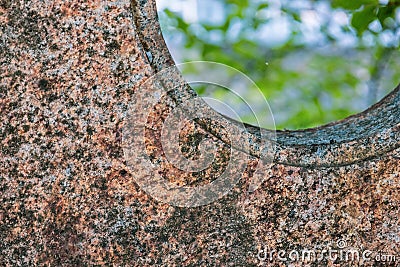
xmin=158 ymin=0 xmax=400 ymax=129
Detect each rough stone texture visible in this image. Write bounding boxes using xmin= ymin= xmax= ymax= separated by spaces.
xmin=0 ymin=0 xmax=399 ymax=266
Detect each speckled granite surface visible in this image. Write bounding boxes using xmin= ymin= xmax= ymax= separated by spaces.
xmin=1 ymin=0 xmax=399 ymax=266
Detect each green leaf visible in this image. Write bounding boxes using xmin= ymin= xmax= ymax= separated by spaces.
xmin=331 ymin=0 xmax=378 ymax=10
xmin=377 ymin=5 xmax=396 ymax=28
xmin=257 ymin=3 xmax=269 ymax=11
xmin=351 ymin=5 xmax=378 ymax=35
xmin=232 ymin=40 xmax=258 ymax=58
xmin=226 ymin=0 xmax=249 ymax=9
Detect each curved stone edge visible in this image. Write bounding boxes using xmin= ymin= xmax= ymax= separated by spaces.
xmin=131 ymin=0 xmax=400 ymax=168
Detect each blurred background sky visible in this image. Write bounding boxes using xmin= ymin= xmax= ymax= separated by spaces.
xmin=156 ymin=0 xmax=400 ymax=130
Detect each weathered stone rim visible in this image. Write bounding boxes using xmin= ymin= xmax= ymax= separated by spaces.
xmin=131 ymin=0 xmax=400 ymax=168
